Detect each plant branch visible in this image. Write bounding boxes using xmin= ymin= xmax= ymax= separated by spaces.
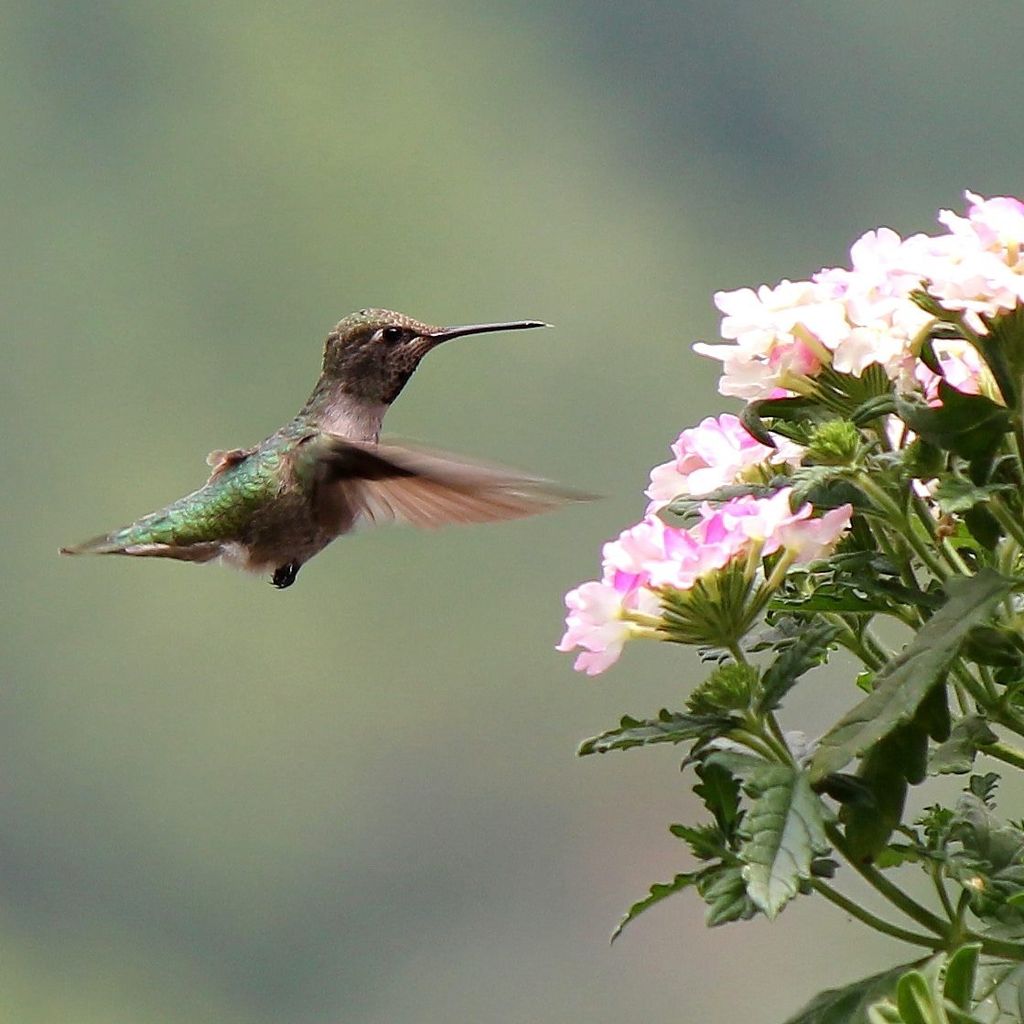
xmin=826 ymin=824 xmax=949 ymax=936
xmin=811 ymin=880 xmax=944 ymax=950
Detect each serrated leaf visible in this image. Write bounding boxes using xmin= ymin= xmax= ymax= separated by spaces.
xmin=667 ymin=480 xmax=785 ymax=517
xmin=577 ymin=709 xmax=735 ymax=755
xmin=952 ymin=792 xmax=1024 ymax=872
xmin=698 ymin=862 xmax=758 ymax=926
xmin=770 ymin=591 xmax=896 ymax=614
xmin=930 ymin=716 xmax=998 ymax=775
xmin=782 ymin=962 xmax=923 ymax=1024
xmin=738 ymin=764 xmax=829 ymax=918
xmin=669 ymin=823 xmax=726 ymax=861
xmin=610 ymin=872 xmax=698 ymax=943
xmin=809 ymin=571 xmax=1014 ymax=782
xmin=933 ymin=477 xmax=1014 ymax=514
xmin=788 ymin=464 xmax=864 ymax=509
xmin=757 ymin=617 xmax=842 ymax=713
xmin=694 ymin=760 xmax=742 ymax=838
xmin=702 ymin=748 xmax=771 ymax=780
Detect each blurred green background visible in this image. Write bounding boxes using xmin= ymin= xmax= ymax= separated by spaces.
xmin=3 ymin=2 xmax=1024 ymax=1021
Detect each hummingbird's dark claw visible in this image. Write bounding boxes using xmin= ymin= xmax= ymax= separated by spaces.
xmin=271 ymin=562 xmax=301 ymax=589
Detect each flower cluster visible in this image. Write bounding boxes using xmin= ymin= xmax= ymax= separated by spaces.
xmin=558 ymin=191 xmax=1024 ymax=677
xmin=558 ymin=488 xmax=851 ymax=675
xmin=694 ymin=191 xmax=1023 ymax=400
xmin=562 ymin=193 xmax=1024 ymax=1005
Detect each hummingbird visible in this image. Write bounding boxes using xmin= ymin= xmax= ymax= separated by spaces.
xmin=61 ymin=309 xmax=584 ymax=589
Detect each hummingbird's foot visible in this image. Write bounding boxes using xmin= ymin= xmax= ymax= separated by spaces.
xmin=271 ymin=562 xmax=301 ymax=589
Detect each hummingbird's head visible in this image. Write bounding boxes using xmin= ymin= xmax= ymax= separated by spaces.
xmin=318 ymin=309 xmax=548 ymax=405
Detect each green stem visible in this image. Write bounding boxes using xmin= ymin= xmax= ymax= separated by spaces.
xmin=998 ymin=708 xmax=1024 ymax=738
xmin=988 ymin=495 xmax=1024 ymax=549
xmin=869 ymin=519 xmax=921 ymax=599
xmin=909 ymin=491 xmax=971 ymax=576
xmin=827 ymin=824 xmax=949 ymax=936
xmin=979 ymin=664 xmax=1000 ymax=704
xmin=727 ymin=643 xmax=749 ymax=667
xmin=951 ymin=662 xmax=991 ymax=711
xmin=728 ymin=728 xmax=777 ymax=762
xmin=811 ymin=880 xmax=944 ymax=951
xmin=829 ymin=616 xmax=885 ymax=671
xmin=764 ymin=711 xmax=795 ymax=764
xmin=964 ymin=930 xmax=1024 ymax=962
xmin=857 ymin=475 xmax=949 ymax=578
xmin=983 ymin=740 xmax=1024 ymax=771
xmin=931 ymin=862 xmax=957 ymax=924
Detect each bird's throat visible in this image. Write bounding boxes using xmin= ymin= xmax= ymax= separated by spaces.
xmin=303 ymin=387 xmax=388 ymax=442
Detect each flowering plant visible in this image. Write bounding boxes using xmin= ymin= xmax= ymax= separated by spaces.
xmin=560 ymin=193 xmax=1024 ymax=1023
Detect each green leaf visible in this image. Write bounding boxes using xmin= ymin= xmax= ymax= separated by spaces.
xmin=694 ymin=760 xmax=742 ymax=839
xmin=975 ymin=306 xmax=1024 ymax=409
xmin=841 ymin=729 xmax=912 ymax=864
xmin=809 ymin=571 xmax=1014 ymax=782
xmin=770 ymin=590 xmax=897 ymax=614
xmin=895 ymin=970 xmax=939 ymax=1024
xmin=965 ymin=504 xmax=1003 ymax=550
xmin=933 ymin=477 xmax=1014 ymax=515
xmin=610 ymin=873 xmax=697 ymax=943
xmin=669 ymin=823 xmax=726 ymax=861
xmin=896 ymin=384 xmax=1012 ymax=462
xmin=577 ymin=709 xmax=735 ymax=755
xmin=930 ymin=716 xmax=998 ymax=775
xmin=687 ymin=663 xmax=758 ymax=714
xmin=781 ymin=962 xmax=923 ymax=1024
xmin=698 ymin=862 xmax=758 ymax=926
xmin=952 ymin=791 xmax=1024 ymax=872
xmin=943 ymin=944 xmax=981 ymax=1012
xmin=741 ymin=396 xmax=822 ymax=447
xmin=851 ymin=393 xmax=898 ymax=425
xmin=757 ymin=617 xmax=842 ymax=713
xmin=738 ymin=764 xmax=830 ymax=918
xmin=702 ymin=748 xmax=771 ymax=780
xmin=962 ymin=626 xmax=1024 ymax=670
xmin=916 ymin=682 xmax=951 ymax=745
xmin=667 ymin=480 xmax=785 ymax=518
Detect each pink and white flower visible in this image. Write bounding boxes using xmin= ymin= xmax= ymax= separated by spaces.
xmin=645 ymin=414 xmax=803 ymax=512
xmin=696 ymin=192 xmax=1024 ymax=400
xmin=556 ymin=577 xmax=661 ymax=676
xmin=558 ymin=492 xmax=853 ymax=674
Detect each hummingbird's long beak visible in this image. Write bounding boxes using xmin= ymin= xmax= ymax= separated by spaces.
xmin=428 ymin=320 xmax=549 ymax=345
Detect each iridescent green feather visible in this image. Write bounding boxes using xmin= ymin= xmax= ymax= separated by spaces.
xmin=64 ymin=443 xmax=290 ymax=553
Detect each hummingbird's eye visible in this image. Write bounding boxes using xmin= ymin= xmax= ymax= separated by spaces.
xmin=381 ymin=326 xmax=404 ymax=344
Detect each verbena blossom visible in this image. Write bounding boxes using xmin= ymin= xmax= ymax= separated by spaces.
xmin=645 ymin=413 xmax=804 ymax=512
xmin=914 ymin=338 xmax=988 ymax=403
xmin=557 ymin=493 xmax=852 ymax=675
xmin=694 ymin=192 xmax=1024 ymax=399
xmin=556 ymin=578 xmax=662 ymax=677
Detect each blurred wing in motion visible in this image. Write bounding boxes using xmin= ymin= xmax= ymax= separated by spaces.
xmin=305 ymin=434 xmax=593 ymax=530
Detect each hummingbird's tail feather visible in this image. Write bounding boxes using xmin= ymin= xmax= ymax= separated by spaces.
xmin=309 ymin=434 xmax=595 ymax=531
xmin=60 ymin=532 xmax=223 ymax=562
